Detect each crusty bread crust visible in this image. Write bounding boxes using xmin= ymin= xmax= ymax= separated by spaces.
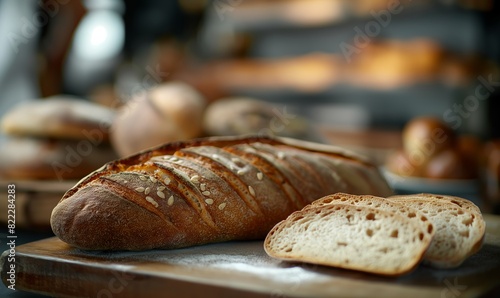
xmin=51 ymin=135 xmax=392 ymax=250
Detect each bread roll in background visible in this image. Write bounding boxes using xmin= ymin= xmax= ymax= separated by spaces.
xmin=1 ymin=96 xmax=115 ymax=141
xmin=402 ymin=117 xmax=456 ymax=162
xmin=111 ymin=82 xmax=207 ymax=157
xmin=386 ymin=116 xmax=483 ymax=180
xmin=202 ymin=97 xmax=308 ymax=138
xmin=0 ymin=97 xmax=118 ymax=180
xmin=0 ymin=137 xmax=118 ymax=180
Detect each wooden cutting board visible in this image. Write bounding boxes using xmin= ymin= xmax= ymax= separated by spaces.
xmin=2 ymin=214 xmax=500 ymax=298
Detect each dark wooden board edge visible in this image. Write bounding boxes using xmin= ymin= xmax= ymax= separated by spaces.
xmin=2 ymin=236 xmax=500 ymax=298
xmin=2 ymin=216 xmax=500 ymax=298
xmin=0 ymin=242 xmax=270 ymax=298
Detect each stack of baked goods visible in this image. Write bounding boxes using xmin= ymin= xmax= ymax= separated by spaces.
xmin=0 ymin=96 xmax=117 ymax=180
xmin=0 ymin=96 xmax=119 ymax=229
xmin=264 ymin=192 xmax=485 ymax=275
xmin=385 ymin=116 xmax=481 ymax=180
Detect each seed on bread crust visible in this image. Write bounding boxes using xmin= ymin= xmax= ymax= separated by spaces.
xmin=145 ymin=196 xmax=159 ymax=207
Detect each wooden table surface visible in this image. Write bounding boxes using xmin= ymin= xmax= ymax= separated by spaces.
xmin=1 ymin=214 xmax=500 ymax=298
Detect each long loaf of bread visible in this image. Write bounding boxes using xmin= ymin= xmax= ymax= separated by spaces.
xmin=50 ymin=135 xmax=393 ymax=250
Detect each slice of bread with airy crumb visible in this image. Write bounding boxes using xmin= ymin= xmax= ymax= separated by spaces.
xmin=264 ymin=203 xmax=432 ymax=276
xmin=387 ymin=194 xmax=485 ymax=269
xmin=391 ymin=193 xmax=482 ymax=217
xmin=303 ymin=193 xmax=435 ymax=245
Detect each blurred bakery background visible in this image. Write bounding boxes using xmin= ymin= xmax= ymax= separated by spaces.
xmin=1 ymin=0 xmax=500 ymax=234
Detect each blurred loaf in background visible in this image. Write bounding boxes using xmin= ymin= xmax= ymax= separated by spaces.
xmin=385 ymin=116 xmax=482 ymax=180
xmin=0 ymin=96 xmax=117 ymax=180
xmin=202 ymin=97 xmax=309 ymax=138
xmin=110 ymin=81 xmax=207 ymax=157
xmin=0 ymin=96 xmax=118 ymax=230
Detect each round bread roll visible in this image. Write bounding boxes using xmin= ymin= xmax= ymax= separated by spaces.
xmin=111 ymin=82 xmax=206 ymax=157
xmin=423 ymin=149 xmax=472 ymax=180
xmin=0 ymin=137 xmax=118 ymax=180
xmin=385 ymin=149 xmax=423 ymax=177
xmin=1 ymin=96 xmax=115 ymax=141
xmin=402 ymin=117 xmax=456 ymax=164
xmin=203 ymin=97 xmax=308 ymax=137
xmin=388 ymin=116 xmax=480 ymax=180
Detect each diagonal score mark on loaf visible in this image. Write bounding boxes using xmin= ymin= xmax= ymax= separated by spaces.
xmin=126 ymin=155 xmax=230 ymax=231
xmin=224 ymin=144 xmax=305 ymax=210
xmin=166 ymin=146 xmax=282 ymax=238
xmin=248 ymin=143 xmax=329 ymax=204
xmin=285 ymin=153 xmax=338 ymax=195
xmin=96 ymin=173 xmax=176 ymax=226
xmin=87 ymin=140 xmax=338 ymax=237
xmin=152 ymin=151 xmax=276 ymax=238
xmin=320 ymin=157 xmax=373 ymax=194
xmin=151 ymin=160 xmax=218 ymax=229
xmin=251 ymin=142 xmax=383 ymax=198
xmin=277 ymin=146 xmax=355 ymax=197
xmin=177 ymin=146 xmax=267 ymax=217
xmin=110 ymin=154 xmax=218 ymax=231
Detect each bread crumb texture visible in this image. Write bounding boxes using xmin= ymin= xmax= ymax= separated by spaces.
xmin=264 ymin=192 xmax=485 ymax=275
xmin=265 ymin=203 xmax=430 ymax=276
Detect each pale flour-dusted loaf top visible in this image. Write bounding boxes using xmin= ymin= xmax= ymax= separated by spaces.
xmin=50 ymin=135 xmax=393 ymax=250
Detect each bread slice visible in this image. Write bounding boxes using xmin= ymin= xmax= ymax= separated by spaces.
xmin=391 ymin=193 xmax=482 ymax=217
xmin=303 ymin=193 xmax=435 ymax=245
xmin=264 ymin=203 xmax=431 ymax=276
xmin=387 ymin=194 xmax=485 ymax=268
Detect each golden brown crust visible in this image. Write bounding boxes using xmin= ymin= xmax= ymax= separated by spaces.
xmin=51 ymin=135 xmax=392 ymax=250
